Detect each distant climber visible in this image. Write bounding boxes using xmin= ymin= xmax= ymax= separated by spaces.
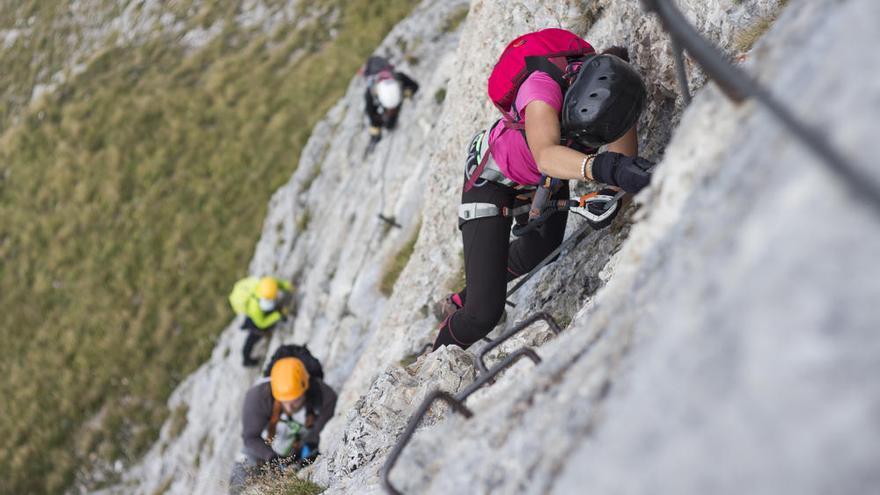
xmin=228 ymin=345 xmax=337 ymax=494
xmin=434 ymin=30 xmax=654 ymax=350
xmin=229 ymin=276 xmax=293 ymax=367
xmin=362 ymin=55 xmax=419 ymax=153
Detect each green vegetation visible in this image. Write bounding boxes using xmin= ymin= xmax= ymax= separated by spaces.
xmin=243 ymin=470 xmax=324 ymax=495
xmin=0 ymin=1 xmax=111 ymax=131
xmin=399 ymin=353 xmax=420 ymax=368
xmin=433 ymin=87 xmax=447 ymax=105
xmin=297 ymin=208 xmax=312 ymax=233
xmin=733 ymin=1 xmax=789 ymax=52
xmin=379 ymin=222 xmax=422 ymax=296
xmin=151 ymin=477 xmax=174 ymax=495
xmin=734 ymin=16 xmax=776 ymax=52
xmin=576 ymin=4 xmax=606 ymax=34
xmin=167 ymin=404 xmax=189 ymax=440
xmin=0 ymin=1 xmax=419 ymax=493
xmin=441 ymin=4 xmax=470 ymax=33
xmin=446 ymin=249 xmax=466 ymax=294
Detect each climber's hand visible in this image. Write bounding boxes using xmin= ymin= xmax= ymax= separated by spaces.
xmin=272 ymin=454 xmax=297 ymax=471
xmin=299 ymin=443 xmax=318 ymax=464
xmin=591 ymin=152 xmax=654 ymax=194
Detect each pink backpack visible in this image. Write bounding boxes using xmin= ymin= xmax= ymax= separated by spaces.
xmin=464 ymin=29 xmax=593 ymax=192
xmin=488 ymin=28 xmax=594 ymax=117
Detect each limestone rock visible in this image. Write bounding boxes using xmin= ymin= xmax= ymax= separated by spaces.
xmin=111 ymin=0 xmax=880 ymax=494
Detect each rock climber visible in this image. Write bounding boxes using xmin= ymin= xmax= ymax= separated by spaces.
xmin=434 ymin=30 xmax=655 ymax=350
xmin=362 ymin=55 xmax=419 ymax=148
xmin=229 ymin=347 xmax=337 ymax=494
xmin=228 ymin=276 xmax=293 ymax=367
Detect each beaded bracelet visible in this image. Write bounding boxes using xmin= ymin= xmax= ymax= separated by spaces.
xmin=580 ymin=153 xmax=596 ymax=181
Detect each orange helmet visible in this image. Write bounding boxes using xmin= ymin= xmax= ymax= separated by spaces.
xmin=270 ymin=357 xmax=309 ymax=401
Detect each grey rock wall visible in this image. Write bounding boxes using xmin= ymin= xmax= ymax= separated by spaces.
xmin=103 ymin=1 xmax=469 ymax=493
xmin=348 ymin=0 xmax=880 ymax=494
xmin=109 ymin=0 xmax=880 ymax=494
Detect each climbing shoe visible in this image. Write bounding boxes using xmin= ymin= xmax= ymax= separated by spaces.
xmin=433 ymin=293 xmax=463 ymax=321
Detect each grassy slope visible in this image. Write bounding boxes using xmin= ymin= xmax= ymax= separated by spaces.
xmin=0 ymin=1 xmax=418 ymax=493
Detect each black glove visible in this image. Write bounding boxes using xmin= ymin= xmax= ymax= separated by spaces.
xmin=591 ymin=152 xmax=654 ymax=194
xmin=586 ymin=188 xmax=622 ymax=229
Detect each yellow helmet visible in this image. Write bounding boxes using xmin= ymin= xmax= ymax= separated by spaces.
xmin=256 ymin=277 xmax=279 ymax=300
xmin=270 ymin=357 xmax=309 ymax=401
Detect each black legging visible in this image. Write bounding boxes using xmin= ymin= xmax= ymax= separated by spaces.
xmin=434 ymin=180 xmax=569 ymax=349
xmin=241 ymin=318 xmax=271 ymax=362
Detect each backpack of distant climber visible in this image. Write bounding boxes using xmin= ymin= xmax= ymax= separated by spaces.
xmin=263 ymin=344 xmax=325 ymax=380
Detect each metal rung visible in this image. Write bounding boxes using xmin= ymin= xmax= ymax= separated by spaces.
xmin=381 ymin=390 xmax=473 ymax=495
xmin=477 ymin=312 xmax=561 ymax=374
xmin=382 ymin=346 xmax=542 ymax=495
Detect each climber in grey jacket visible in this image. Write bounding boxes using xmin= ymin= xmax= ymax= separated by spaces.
xmin=241 ymin=356 xmax=337 ymax=464
xmin=229 ymin=356 xmax=337 ymax=494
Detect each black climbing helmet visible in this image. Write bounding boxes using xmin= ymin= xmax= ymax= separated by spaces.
xmin=561 ymin=54 xmax=647 ymax=148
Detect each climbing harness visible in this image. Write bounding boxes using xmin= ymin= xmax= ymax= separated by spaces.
xmin=462 ymin=126 xmax=529 ymax=192
xmin=458 ymin=190 xmax=620 ymax=227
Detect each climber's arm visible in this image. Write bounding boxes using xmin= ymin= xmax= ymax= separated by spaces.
xmin=525 ymin=100 xmax=594 ymax=180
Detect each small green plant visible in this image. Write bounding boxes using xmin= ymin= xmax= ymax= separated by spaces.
xmin=445 ymin=249 xmax=465 ymax=292
xmin=733 ymin=17 xmax=774 ymax=52
xmin=399 ymin=353 xmax=419 ymax=368
xmin=433 ymin=87 xmax=447 ymax=105
xmin=441 ymin=5 xmax=469 ymax=33
xmin=296 ymin=208 xmax=311 ymax=233
xmin=150 ymin=477 xmax=174 ymax=495
xmin=242 ymin=470 xmax=324 ymax=495
xmin=167 ymin=404 xmax=189 ymax=440
xmin=577 ymin=4 xmax=606 ymax=33
xmin=379 ymin=222 xmax=421 ymax=296
xmin=301 ymin=164 xmax=322 ymax=191
xmin=733 ymin=2 xmax=789 ymax=53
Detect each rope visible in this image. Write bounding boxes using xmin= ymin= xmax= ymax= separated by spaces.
xmin=375 ymin=125 xmax=402 ymax=228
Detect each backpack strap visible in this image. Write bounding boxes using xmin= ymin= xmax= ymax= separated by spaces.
xmin=501 ymin=55 xmax=570 ymax=132
xmin=463 ymin=121 xmax=501 ymax=193
xmin=524 ymin=56 xmax=568 ymax=93
xmin=266 ymin=400 xmax=283 ymax=443
xmin=463 ymin=144 xmax=492 ymax=193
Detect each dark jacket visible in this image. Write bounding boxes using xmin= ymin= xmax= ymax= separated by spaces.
xmin=240 ymin=378 xmax=337 ymax=462
xmin=364 ymin=72 xmax=420 ymax=128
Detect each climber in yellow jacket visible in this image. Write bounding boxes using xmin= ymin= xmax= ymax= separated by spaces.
xmin=229 ymin=276 xmax=294 ymax=367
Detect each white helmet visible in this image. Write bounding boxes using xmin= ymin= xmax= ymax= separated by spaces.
xmin=375 ymin=79 xmax=402 ymax=109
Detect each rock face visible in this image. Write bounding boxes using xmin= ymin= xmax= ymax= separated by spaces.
xmin=111 ymin=0 xmax=880 ymax=494
xmin=105 ymin=1 xmax=470 ymax=493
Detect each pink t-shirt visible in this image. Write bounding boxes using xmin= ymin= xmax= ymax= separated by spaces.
xmin=488 ymin=71 xmax=563 ymax=186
